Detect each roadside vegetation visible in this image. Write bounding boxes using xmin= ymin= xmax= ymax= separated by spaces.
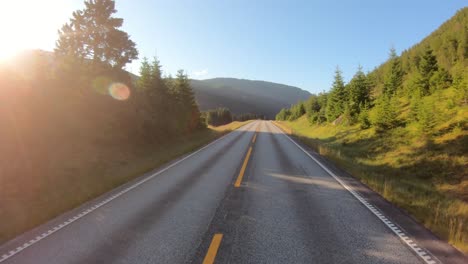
xmin=0 ymin=0 xmax=253 ymax=244
xmin=202 ymin=107 xmax=263 ymax=127
xmin=276 ymin=8 xmax=468 ymax=252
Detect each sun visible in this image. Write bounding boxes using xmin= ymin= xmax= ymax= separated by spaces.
xmin=0 ymin=0 xmax=73 ymax=61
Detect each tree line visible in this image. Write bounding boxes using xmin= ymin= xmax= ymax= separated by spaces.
xmin=202 ymin=108 xmax=263 ymax=126
xmin=52 ymin=0 xmax=219 ymax=138
xmin=277 ymin=6 xmax=467 ymax=135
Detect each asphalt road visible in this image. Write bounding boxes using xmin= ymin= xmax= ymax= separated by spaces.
xmin=1 ymin=121 xmax=466 ymax=264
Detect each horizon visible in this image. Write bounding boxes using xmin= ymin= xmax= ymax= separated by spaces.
xmin=0 ymin=1 xmax=466 ymax=93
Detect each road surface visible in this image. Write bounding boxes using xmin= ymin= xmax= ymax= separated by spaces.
xmin=1 ymin=121 xmax=466 ymax=263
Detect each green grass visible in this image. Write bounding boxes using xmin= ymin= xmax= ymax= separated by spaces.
xmin=0 ymin=120 xmax=251 ymax=245
xmin=275 ymin=109 xmax=468 ymax=253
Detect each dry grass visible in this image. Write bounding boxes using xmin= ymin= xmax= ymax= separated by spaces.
xmin=209 ymin=120 xmax=254 ymax=132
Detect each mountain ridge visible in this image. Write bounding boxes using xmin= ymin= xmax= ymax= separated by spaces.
xmin=191 ymin=77 xmax=311 ymax=119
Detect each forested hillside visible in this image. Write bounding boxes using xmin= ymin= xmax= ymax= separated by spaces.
xmin=192 ymin=78 xmax=311 ymax=119
xmin=276 ymin=8 xmax=467 ymax=251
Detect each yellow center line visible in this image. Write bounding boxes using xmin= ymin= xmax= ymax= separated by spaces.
xmin=234 ymin=146 xmax=253 ymax=187
xmin=203 ymin=233 xmax=223 ymax=264
xmin=252 ymin=133 xmax=257 ymax=143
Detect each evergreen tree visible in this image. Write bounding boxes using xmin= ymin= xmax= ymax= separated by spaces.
xmin=358 ymin=103 xmax=371 ymax=129
xmin=326 ymin=67 xmax=347 ymax=122
xmin=55 ymin=0 xmax=138 ymax=69
xmin=409 ymin=89 xmax=422 ymax=122
xmin=348 ymin=66 xmax=371 ymax=117
xmin=172 ymin=70 xmax=201 ymax=132
xmin=417 ymin=99 xmax=437 ymax=134
xmin=429 ymin=67 xmax=453 ymax=92
xmin=288 ymin=103 xmax=306 ymax=120
xmin=383 ymin=47 xmax=404 ymax=96
xmin=417 ymin=46 xmax=439 ymax=95
xmin=204 ymin=108 xmax=233 ymax=126
xmin=137 ymin=57 xmax=152 ymax=90
xmin=373 ymin=95 xmax=398 ymax=132
xmin=276 ymin=108 xmax=291 ymax=121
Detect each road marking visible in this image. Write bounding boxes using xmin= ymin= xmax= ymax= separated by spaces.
xmin=234 ymin=146 xmax=253 ymax=187
xmin=252 ymin=133 xmax=257 ymax=143
xmin=203 ymin=233 xmax=223 ymax=264
xmin=270 ymin=122 xmax=440 ymax=264
xmin=0 ymin=122 xmax=258 ymax=263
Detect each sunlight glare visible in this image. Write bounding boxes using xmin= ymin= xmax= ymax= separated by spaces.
xmin=0 ymin=0 xmax=72 ymax=61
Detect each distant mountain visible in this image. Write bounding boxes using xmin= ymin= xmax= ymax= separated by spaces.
xmin=191 ymin=78 xmax=311 ymax=119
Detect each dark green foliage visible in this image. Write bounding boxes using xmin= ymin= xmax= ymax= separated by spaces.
xmin=275 ymin=108 xmax=291 ymax=121
xmin=305 ymin=93 xmax=328 ymax=124
xmin=234 ymin=113 xmax=264 ymax=121
xmin=204 ymin=108 xmax=233 ymax=126
xmin=430 ymin=67 xmax=453 ymax=91
xmin=348 ymin=66 xmax=371 ymax=117
xmin=416 ymin=47 xmax=439 ymax=95
xmin=326 ymin=67 xmax=347 ymax=122
xmin=287 ymin=102 xmax=306 ymax=120
xmin=420 ymin=46 xmax=439 ymax=78
xmin=169 ymin=70 xmax=203 ymax=133
xmin=358 ymin=103 xmax=371 ymax=129
xmin=203 ymin=108 xmax=262 ymax=126
xmin=55 ymin=0 xmax=138 ymax=69
xmin=373 ymin=95 xmax=399 ymax=132
xmin=383 ymin=48 xmax=404 ymax=96
xmin=136 ymin=57 xmax=184 ymax=136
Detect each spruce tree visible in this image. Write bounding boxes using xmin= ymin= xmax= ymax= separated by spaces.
xmin=417 ymin=46 xmax=439 ymax=95
xmin=173 ymin=70 xmax=201 ymax=132
xmin=373 ymin=95 xmax=398 ymax=132
xmin=326 ymin=67 xmax=347 ymax=122
xmin=418 ymin=99 xmax=437 ymax=134
xmin=137 ymin=57 xmax=152 ymax=90
xmin=348 ymin=66 xmax=370 ymax=117
xmin=55 ymin=0 xmax=138 ymax=69
xmin=358 ymin=103 xmax=371 ymax=129
xmin=383 ymin=47 xmax=404 ymax=96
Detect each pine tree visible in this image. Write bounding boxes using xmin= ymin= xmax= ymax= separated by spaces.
xmin=383 ymin=47 xmax=404 ymax=96
xmin=348 ymin=66 xmax=371 ymax=117
xmin=326 ymin=67 xmax=347 ymax=122
xmin=55 ymin=0 xmax=138 ymax=69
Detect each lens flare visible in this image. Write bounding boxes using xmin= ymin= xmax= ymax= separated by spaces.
xmin=108 ymin=82 xmax=130 ymax=100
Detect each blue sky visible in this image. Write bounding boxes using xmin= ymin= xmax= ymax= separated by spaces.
xmin=4 ymin=0 xmax=467 ymax=94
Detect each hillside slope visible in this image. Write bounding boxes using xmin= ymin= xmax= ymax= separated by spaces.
xmin=275 ymin=8 xmax=468 ymax=252
xmin=191 ymin=78 xmax=311 ymax=119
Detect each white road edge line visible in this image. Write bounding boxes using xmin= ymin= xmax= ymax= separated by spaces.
xmin=270 ymin=122 xmax=440 ymax=264
xmin=0 ymin=122 xmax=257 ymax=263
